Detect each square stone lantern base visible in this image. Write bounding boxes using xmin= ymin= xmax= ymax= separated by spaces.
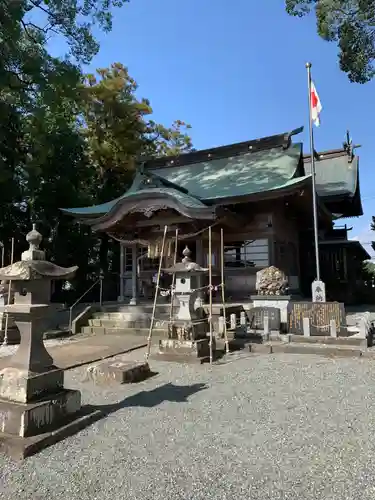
xmin=0 ymin=224 xmax=102 ymax=459
xmin=157 ymin=337 xmax=217 ymax=364
xmin=0 ymin=312 xmax=102 ymax=460
xmin=85 ymin=359 xmax=151 ymax=385
xmin=0 ymin=388 xmax=102 ymax=460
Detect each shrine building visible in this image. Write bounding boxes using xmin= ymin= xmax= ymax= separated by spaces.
xmin=62 ymin=126 xmax=370 ymax=305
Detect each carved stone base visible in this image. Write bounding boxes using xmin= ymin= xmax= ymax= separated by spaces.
xmin=251 ymin=295 xmax=291 ymax=325
xmin=0 ymin=389 xmax=80 ymax=437
xmin=85 ymin=359 xmax=151 ymax=385
xmin=0 ymin=403 xmax=102 ymax=460
xmin=168 ymin=319 xmax=208 ymax=341
xmin=157 ymin=338 xmax=216 ymax=363
xmin=0 ymin=366 xmax=64 ymax=403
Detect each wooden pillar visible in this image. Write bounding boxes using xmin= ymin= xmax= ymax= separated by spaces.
xmin=129 ymin=244 xmax=138 ymax=305
xmin=195 ymin=239 xmax=204 ymax=305
xmin=119 ymin=243 xmax=125 ymax=301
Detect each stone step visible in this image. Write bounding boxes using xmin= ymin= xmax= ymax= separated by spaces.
xmin=249 ymin=342 xmax=365 ymax=358
xmin=287 ymin=334 xmax=367 ymax=348
xmin=88 ymin=318 xmax=150 ymax=328
xmin=87 ymin=318 xmax=172 ymax=329
xmin=91 ymin=313 xmax=153 ymax=320
xmin=92 ymin=307 xmax=225 ymax=320
xmin=98 ymin=304 xmax=171 ymax=314
xmin=80 ymin=326 xmax=166 ymax=336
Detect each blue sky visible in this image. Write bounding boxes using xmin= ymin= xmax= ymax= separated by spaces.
xmin=50 ymin=0 xmax=375 ymax=256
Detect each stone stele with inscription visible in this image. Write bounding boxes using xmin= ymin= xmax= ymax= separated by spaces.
xmin=311 ymin=279 xmax=326 ymax=303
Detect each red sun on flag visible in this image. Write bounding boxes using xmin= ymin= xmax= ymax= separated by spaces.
xmin=310 ymin=81 xmax=322 ymax=127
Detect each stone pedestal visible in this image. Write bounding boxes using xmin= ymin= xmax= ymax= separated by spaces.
xmin=157 ymin=246 xmax=217 ymax=363
xmin=250 ymin=295 xmax=291 ymax=326
xmin=0 ymin=305 xmax=100 ymax=460
xmin=86 ymin=359 xmax=151 ymax=385
xmin=158 ymin=337 xmax=214 ymax=364
xmin=0 ymin=225 xmax=101 ymax=459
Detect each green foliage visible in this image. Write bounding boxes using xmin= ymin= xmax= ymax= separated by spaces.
xmin=80 ymin=63 xmax=193 ymax=202
xmin=0 ymin=4 xmax=194 ymax=303
xmin=364 ymin=260 xmax=375 ymax=276
xmin=285 ymin=0 xmax=375 ymax=83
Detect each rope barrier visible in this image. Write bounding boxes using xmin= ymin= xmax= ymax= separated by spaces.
xmin=156 ymin=283 xmax=223 ymax=293
xmin=143 ymin=224 xmax=230 ymax=363
xmin=310 ymin=323 xmax=333 ymax=329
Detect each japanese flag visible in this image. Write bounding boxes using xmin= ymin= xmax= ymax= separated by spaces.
xmin=310 ymin=81 xmax=322 ymax=127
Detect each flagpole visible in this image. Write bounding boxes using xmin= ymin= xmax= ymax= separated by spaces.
xmin=306 ymin=62 xmax=321 ymax=282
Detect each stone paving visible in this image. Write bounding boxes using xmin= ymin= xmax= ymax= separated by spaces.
xmin=1 ymin=348 xmax=375 ymax=499
xmin=0 ymin=333 xmax=148 ymax=369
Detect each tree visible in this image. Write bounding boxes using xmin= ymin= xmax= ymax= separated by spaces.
xmin=0 ymin=3 xmax=195 ymax=303
xmin=79 ymin=63 xmax=193 ymax=278
xmin=0 ymin=0 xmax=131 ymax=297
xmin=81 ymin=63 xmax=193 ymax=198
xmin=286 ymin=0 xmax=375 ymax=83
xmin=0 ymin=0 xmax=129 ymax=114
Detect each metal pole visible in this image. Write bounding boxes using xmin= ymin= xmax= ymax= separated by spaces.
xmin=0 ymin=242 xmax=4 ymax=268
xmin=208 ymin=226 xmax=213 ymax=365
xmin=169 ymin=229 xmax=179 ymax=324
xmin=145 ymin=225 xmax=168 ymax=362
xmin=306 ymin=62 xmax=321 ymax=281
xmin=3 ymin=237 xmax=14 ymax=346
xmin=99 ymin=272 xmax=104 ymax=307
xmin=220 ymin=228 xmax=229 ymax=354
xmin=69 ymin=308 xmax=73 ymax=335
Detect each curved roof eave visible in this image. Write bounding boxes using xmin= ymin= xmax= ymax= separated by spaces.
xmin=89 ymin=190 xmax=216 ymax=232
xmin=59 ymin=196 xmax=123 ymax=218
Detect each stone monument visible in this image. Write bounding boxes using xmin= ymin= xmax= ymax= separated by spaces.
xmin=311 ymin=279 xmax=326 ymax=302
xmin=157 ymin=246 xmax=214 ymax=362
xmin=251 ymin=265 xmax=291 ymax=327
xmin=0 ymin=225 xmax=100 ymax=459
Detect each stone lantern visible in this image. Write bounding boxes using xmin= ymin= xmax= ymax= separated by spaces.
xmin=0 ymin=225 xmax=97 ymax=459
xmin=158 ymin=246 xmax=213 ymax=362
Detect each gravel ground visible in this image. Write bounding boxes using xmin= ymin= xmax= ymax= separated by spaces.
xmin=2 ymin=349 xmax=375 ymax=500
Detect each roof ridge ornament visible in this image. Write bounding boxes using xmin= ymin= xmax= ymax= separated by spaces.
xmin=343 ymin=130 xmax=361 ymax=163
xmin=282 ymin=126 xmax=304 ymax=150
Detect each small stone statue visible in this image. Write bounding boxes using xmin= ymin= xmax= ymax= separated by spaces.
xmin=256 ymin=266 xmax=288 ymax=296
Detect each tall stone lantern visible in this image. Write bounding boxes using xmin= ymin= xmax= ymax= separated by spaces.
xmin=158 ymin=246 xmax=214 ymax=362
xmin=0 ymin=225 xmax=97 ymax=459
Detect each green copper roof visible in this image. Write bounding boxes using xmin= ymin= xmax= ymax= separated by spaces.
xmin=120 ymin=187 xmax=207 ymax=209
xmin=61 ymin=197 xmax=123 ymax=216
xmin=304 ymin=154 xmax=358 ymax=197
xmin=61 ymin=187 xmax=207 ymax=217
xmin=62 ymin=143 xmax=303 ymax=217
xmin=149 ymin=143 xmax=302 ymax=200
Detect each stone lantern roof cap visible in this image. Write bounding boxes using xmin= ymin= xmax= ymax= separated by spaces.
xmin=0 ymin=225 xmax=78 ymax=281
xmin=163 ymin=261 xmax=209 ymax=275
xmin=163 ymin=245 xmax=219 ymax=275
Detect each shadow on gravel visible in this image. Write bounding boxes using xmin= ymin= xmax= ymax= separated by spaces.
xmin=85 ymin=382 xmax=208 ymax=418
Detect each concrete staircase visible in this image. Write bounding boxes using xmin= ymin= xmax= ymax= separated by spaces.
xmin=76 ymin=301 xmax=232 ymax=337
xmin=80 ymin=304 xmax=171 ymax=336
